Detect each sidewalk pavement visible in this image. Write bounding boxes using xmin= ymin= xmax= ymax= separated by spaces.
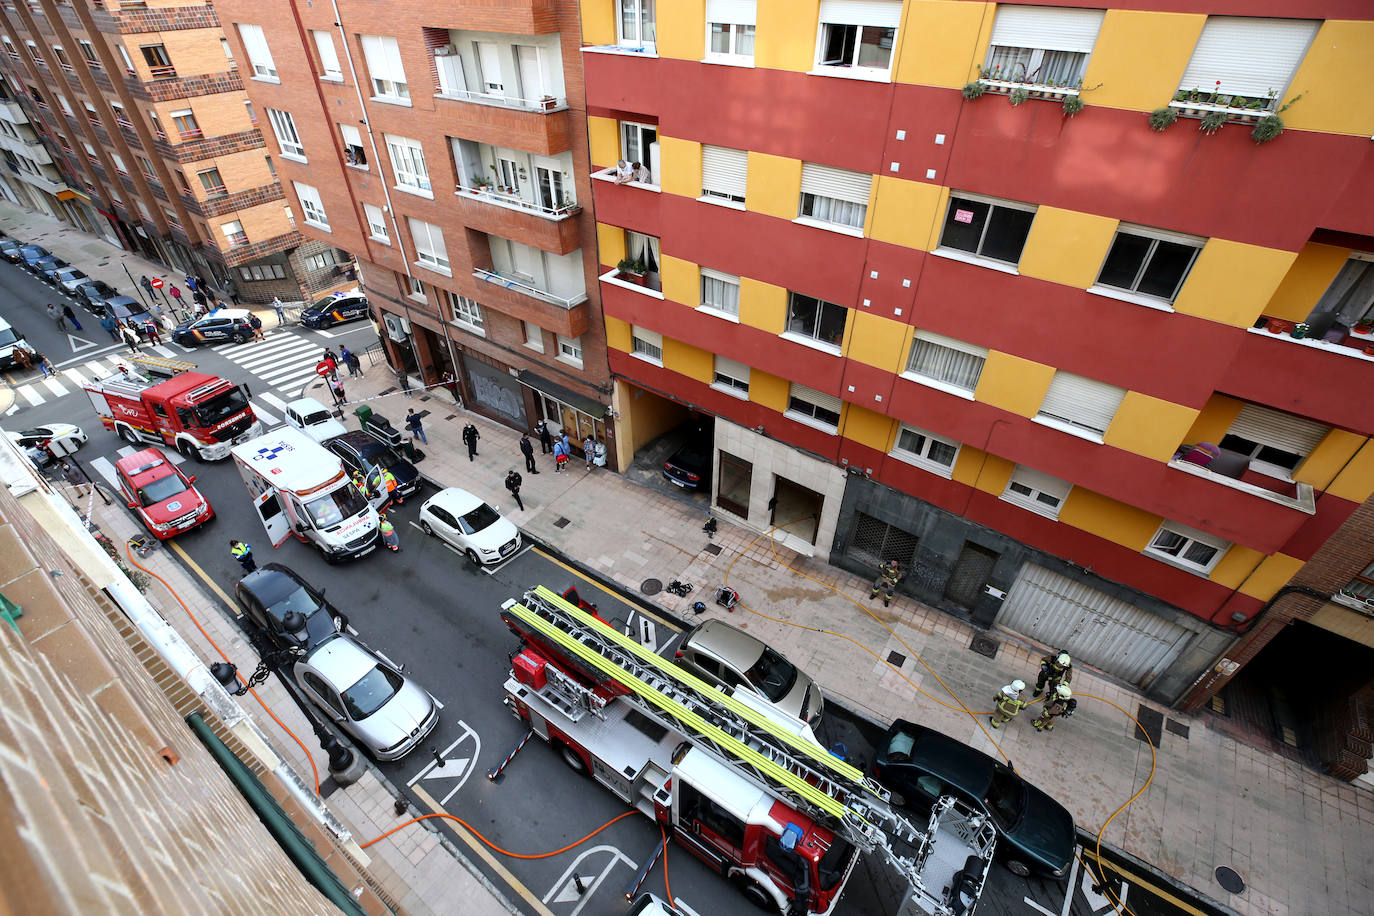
xmin=312 ymin=369 xmax=1374 ymax=916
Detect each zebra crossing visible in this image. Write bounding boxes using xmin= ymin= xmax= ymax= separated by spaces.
xmin=207 ymin=332 xmax=327 ymax=399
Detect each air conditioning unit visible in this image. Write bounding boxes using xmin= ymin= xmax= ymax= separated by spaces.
xmin=382 ymin=313 xmax=410 ymax=342
xmin=434 ymin=44 xmax=457 ymax=57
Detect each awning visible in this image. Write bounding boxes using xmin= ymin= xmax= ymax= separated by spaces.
xmin=517 ymin=369 xmax=607 ymax=419
xmin=56 ymin=189 xmax=85 ymax=202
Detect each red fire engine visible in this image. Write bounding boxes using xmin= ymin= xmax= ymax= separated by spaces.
xmin=84 ymin=365 xmax=261 ymax=461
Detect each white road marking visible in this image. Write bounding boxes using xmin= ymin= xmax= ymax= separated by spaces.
xmin=41 ymin=377 xmax=68 ymax=397
xmin=67 ymin=333 xmax=100 ymax=353
xmin=482 ymin=542 xmax=532 ymax=576
xmin=251 ymin=402 xmax=279 ymax=426
xmin=18 ymin=386 xmax=45 ymax=406
xmin=257 ymin=391 xmax=291 ymax=412
xmin=89 ymin=456 xmax=119 ymax=487
xmin=543 ymin=847 xmax=637 ymax=916
xmin=406 ymin=723 xmax=481 ymax=805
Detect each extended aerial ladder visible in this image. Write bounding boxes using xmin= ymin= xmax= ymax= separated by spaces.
xmin=500 ymin=585 xmax=996 ymax=916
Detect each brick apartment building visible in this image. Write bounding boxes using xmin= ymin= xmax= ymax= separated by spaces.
xmin=0 ymin=0 xmax=351 ymax=304
xmin=579 ymin=1 xmax=1374 ymax=777
xmin=214 ymin=0 xmax=617 ymax=453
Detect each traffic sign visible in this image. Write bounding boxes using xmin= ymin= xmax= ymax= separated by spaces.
xmin=315 ymin=360 xmax=333 ymax=376
xmin=150 ymin=278 xmax=165 ymax=289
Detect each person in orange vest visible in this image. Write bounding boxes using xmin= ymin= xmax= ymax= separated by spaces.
xmin=379 ymin=514 xmax=399 ymax=551
xmin=380 ymin=466 xmax=403 ymax=506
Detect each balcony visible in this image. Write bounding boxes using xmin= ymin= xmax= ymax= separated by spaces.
xmin=470 ymin=267 xmax=588 ymax=338
xmin=1169 ymin=445 xmax=1315 ymax=514
xmin=147 ymin=65 xmax=177 ymax=81
xmin=452 ymin=188 xmax=581 ymax=254
xmin=429 ymin=3 xmax=560 ymax=34
xmin=433 ymin=89 xmax=571 ymax=155
xmin=1218 ymin=323 xmax=1374 ymax=433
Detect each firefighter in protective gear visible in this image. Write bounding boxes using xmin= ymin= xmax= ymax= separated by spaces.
xmin=352 ymin=469 xmax=368 ymax=498
xmin=869 ymin=559 xmax=902 ymax=607
xmin=1033 ymin=651 xmax=1073 ymax=697
xmin=989 ymin=680 xmax=1027 ymax=729
xmin=1032 ymin=685 xmax=1073 ymax=732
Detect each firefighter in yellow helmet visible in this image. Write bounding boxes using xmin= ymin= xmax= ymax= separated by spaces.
xmin=1033 ymin=651 xmax=1073 ymax=698
xmin=989 ymin=680 xmax=1027 ymax=729
xmin=1032 ymin=685 xmax=1075 ymax=732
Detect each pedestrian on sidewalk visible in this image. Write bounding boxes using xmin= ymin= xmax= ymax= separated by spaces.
xmin=519 ymin=433 xmax=538 ymax=474
xmin=340 ymin=346 xmax=359 ymax=377
xmin=143 ymin=317 xmax=162 ymax=346
xmin=272 ymin=296 xmax=285 ymax=325
xmin=249 ymin=312 xmax=265 ymax=341
xmin=593 ymin=438 xmax=607 ymax=468
xmin=989 ymin=680 xmax=1028 ymax=729
xmin=583 ymin=435 xmax=596 ymax=470
xmin=379 ymin=514 xmax=400 ymax=551
xmin=553 ymin=436 xmax=569 ymax=473
xmin=224 ymin=277 xmax=239 ymax=304
xmin=184 ymin=274 xmax=198 ymax=293
xmin=12 ymin=344 xmax=34 ymax=372
xmin=462 ymin=423 xmax=480 ymax=460
xmin=229 ymin=539 xmax=256 ymax=574
xmin=62 ymin=303 xmax=82 ymax=331
xmin=1032 ymin=685 xmax=1075 ymax=732
xmin=1033 ymin=651 xmax=1073 ymax=698
xmin=505 ymin=470 xmax=524 ymax=511
xmin=192 ymin=288 xmax=207 ymax=313
xmin=61 ymin=460 xmax=90 ymax=496
xmin=140 ymin=275 xmax=154 ymax=301
xmin=48 ymin=303 xmax=66 ymax=331
xmin=169 ymin=284 xmax=183 ymax=310
xmin=405 ymin=408 xmax=427 ymax=444
xmin=535 ymin=418 xmax=553 ymax=454
xmin=396 ymin=366 xmax=413 ymax=397
xmin=120 ymin=323 xmax=141 ymax=353
xmin=100 ymin=314 xmax=118 ymax=341
xmin=869 ymin=559 xmax=903 ymax=607
xmin=329 ymin=375 xmax=347 ymax=406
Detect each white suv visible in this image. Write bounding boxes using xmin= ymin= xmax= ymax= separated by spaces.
xmin=283 ymin=397 xmax=347 ymax=443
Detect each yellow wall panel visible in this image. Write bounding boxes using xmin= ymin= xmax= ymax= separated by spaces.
xmin=755 ymin=0 xmax=820 ymax=73
xmin=1283 ymin=21 xmax=1374 ymax=137
xmin=604 ymin=315 xmax=632 ymax=352
xmin=870 ymin=177 xmax=945 ymax=251
xmin=659 ymin=254 xmax=699 ymax=308
xmin=843 ymin=403 xmax=896 ymax=452
xmin=1295 ymin=429 xmax=1364 ymax=490
xmin=579 ymin=3 xmax=617 ymax=46
xmin=596 ymin=222 xmax=627 ymax=266
xmin=846 ymin=311 xmax=909 ymax=372
xmin=1327 ymin=441 xmax=1374 ymax=504
xmin=972 ymin=453 xmax=1015 ymax=495
xmin=1058 ymin=488 xmax=1161 ymax=549
xmin=1210 ymin=545 xmax=1264 ymax=591
xmin=1262 ymin=242 xmax=1349 ymax=322
xmin=658 ymin=0 xmax=705 ymax=61
xmin=739 ymin=277 xmax=787 ymax=334
xmin=1181 ymin=394 xmax=1243 ymax=446
xmin=663 ymin=338 xmax=714 ymax=383
xmin=749 ymin=368 xmax=790 ymax=413
xmin=1237 ymin=553 xmax=1306 ymax=599
xmin=975 ymin=352 xmax=1054 ymax=418
xmin=745 ymin=152 xmax=801 ymax=220
xmin=1084 ymin=11 xmax=1206 ymax=112
xmin=1173 ymin=240 xmax=1297 ymax=328
xmin=1103 ymin=393 xmax=1200 ymax=461
xmin=1018 ymin=207 xmax=1119 ymax=289
xmin=894 ymin=1 xmax=992 ymax=89
xmin=587 ymin=116 xmax=620 ymax=170
xmin=950 ymin=445 xmax=986 ymax=487
xmin=657 ymin=136 xmax=701 ymax=200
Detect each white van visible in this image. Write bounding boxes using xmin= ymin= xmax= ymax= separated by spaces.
xmin=0 ymin=317 xmax=33 ymax=371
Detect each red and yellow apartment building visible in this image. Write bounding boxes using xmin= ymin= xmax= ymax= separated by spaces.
xmin=580 ymin=1 xmax=1374 ymax=771
xmin=215 ymin=0 xmax=617 ymax=454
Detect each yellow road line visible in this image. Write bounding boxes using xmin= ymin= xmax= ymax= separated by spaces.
xmin=411 ymin=783 xmax=554 ymax=916
xmin=531 ymin=546 xmax=680 ymax=631
xmin=167 ymin=539 xmax=240 ymax=613
xmin=1079 ymin=848 xmax=1211 ymax=916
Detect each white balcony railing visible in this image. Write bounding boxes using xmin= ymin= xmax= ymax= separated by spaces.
xmin=434 ymin=85 xmax=565 ymax=114
xmin=455 ymin=185 xmax=578 ymax=220
xmin=472 ymin=267 xmax=585 ymax=309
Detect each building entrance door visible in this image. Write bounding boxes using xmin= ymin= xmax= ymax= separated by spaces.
xmin=769 ymin=477 xmax=822 ymax=545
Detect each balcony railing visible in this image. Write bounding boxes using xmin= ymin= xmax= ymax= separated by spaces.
xmin=456 ymin=185 xmax=579 ymax=220
xmin=435 ymin=85 xmax=565 ymax=113
xmin=148 ymin=65 xmax=177 ymax=80
xmin=226 ymin=232 xmax=249 ymax=247
xmin=472 ymin=267 xmax=585 ymax=308
xmin=178 ymin=127 xmax=204 ymax=140
xmin=202 ymin=184 xmax=227 ymax=198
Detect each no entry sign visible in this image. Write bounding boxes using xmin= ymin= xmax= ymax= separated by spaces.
xmin=151 ymin=278 xmax=165 ymax=289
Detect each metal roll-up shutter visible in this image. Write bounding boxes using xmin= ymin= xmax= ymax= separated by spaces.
xmin=715 ymin=355 xmax=750 ymax=383
xmin=794 ymin=385 xmax=842 ymax=414
xmin=1178 ymin=18 xmax=1318 ymax=98
xmin=702 ymin=146 xmax=747 ymax=198
xmin=1038 ymin=373 xmax=1126 ymax=434
xmin=801 ymin=163 xmax=873 ymax=205
xmin=1229 ymin=404 xmax=1328 ymax=456
xmin=989 ymin=6 xmax=1105 ymax=52
xmin=818 ymin=0 xmax=902 ymax=28
xmin=706 ymin=0 xmax=758 ymax=25
xmin=1000 ymin=564 xmax=1198 ymax=687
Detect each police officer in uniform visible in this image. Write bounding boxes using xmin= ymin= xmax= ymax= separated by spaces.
xmin=1034 ymin=650 xmax=1073 ymax=698
xmin=990 ymin=680 xmax=1028 ymax=729
xmin=869 ymin=559 xmax=902 ymax=606
xmin=1032 ymin=685 xmax=1074 ymax=732
xmin=229 ymin=539 xmax=256 ymax=574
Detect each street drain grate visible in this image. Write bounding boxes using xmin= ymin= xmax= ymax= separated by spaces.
xmin=886 ymin=651 xmax=906 ymax=668
xmin=641 ymin=578 xmax=663 ymax=596
xmin=1214 ymin=866 xmax=1245 ymax=894
xmin=553 ymin=517 xmax=570 ymax=528
xmin=703 ymin=544 xmax=722 ymax=555
xmin=1166 ymin=719 xmax=1190 ymax=740
xmin=1135 ymin=704 xmax=1164 ymax=746
xmin=969 ymin=634 xmax=999 ymax=659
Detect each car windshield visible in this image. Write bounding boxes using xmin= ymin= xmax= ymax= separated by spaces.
xmin=0 ymin=328 xmax=18 ymax=346
xmin=193 ymin=388 xmax=250 ymax=425
xmin=341 ymin=664 xmax=403 ymax=719
xmin=985 ymin=766 xmax=1026 ymax=830
xmin=304 ymin=484 xmax=367 ymax=529
xmin=745 ymin=647 xmax=798 ymax=702
xmin=302 ymin=409 xmax=333 ymax=426
xmin=139 ymin=474 xmax=188 ymax=506
xmin=460 ymin=503 xmax=500 ymax=534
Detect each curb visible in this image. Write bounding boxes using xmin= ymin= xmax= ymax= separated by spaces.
xmin=1079 ymin=833 xmax=1241 ymax=916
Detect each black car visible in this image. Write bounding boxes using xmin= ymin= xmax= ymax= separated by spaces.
xmin=663 ymin=439 xmax=712 ymax=490
xmin=0 ymin=239 xmax=23 ymax=262
xmin=234 ymin=563 xmax=346 ymax=652
xmin=300 ymin=290 xmax=369 ymax=329
xmin=172 ymin=308 xmax=255 ymax=346
xmin=324 ymin=430 xmax=421 ymax=503
xmin=34 ymin=256 xmax=69 ymax=284
xmin=78 ymin=279 xmax=120 ymax=314
xmin=18 ymin=244 xmax=52 ymax=271
xmin=872 ymin=719 xmax=1075 ymax=879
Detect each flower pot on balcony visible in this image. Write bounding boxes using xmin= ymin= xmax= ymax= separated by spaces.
xmin=1267 ymin=318 xmax=1293 ymax=334
xmin=616 ymin=257 xmax=647 ymax=286
xmin=540 ymin=96 xmax=557 ymax=111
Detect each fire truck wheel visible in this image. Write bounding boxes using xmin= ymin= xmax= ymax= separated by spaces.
xmin=559 ymin=743 xmax=588 ymax=775
xmin=177 ymin=439 xmax=202 ymax=462
xmin=118 ymin=424 xmax=137 ymax=444
xmin=737 ymin=879 xmax=775 ymax=912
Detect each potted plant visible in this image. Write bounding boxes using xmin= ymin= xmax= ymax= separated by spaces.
xmin=1252 ymin=115 xmax=1284 ymax=145
xmin=1009 ymin=87 xmax=1029 ymax=107
xmin=962 ymin=81 xmax=987 ymax=100
xmin=1149 ymin=107 xmax=1178 ymax=132
xmin=616 ymin=256 xmax=647 ymax=286
xmin=1353 ymin=317 xmax=1374 ymax=334
xmin=1290 ymin=322 xmax=1310 ymax=340
xmin=1267 ymin=318 xmax=1294 ymax=334
xmin=540 ymin=95 xmax=557 ymax=112
xmin=1199 ymin=110 xmax=1226 ymax=134
xmin=1062 ymin=95 xmax=1084 ymax=118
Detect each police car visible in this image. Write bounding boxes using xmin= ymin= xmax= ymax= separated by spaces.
xmin=171 ymin=308 xmax=256 ymax=347
xmin=299 ymin=290 xmax=369 ymax=329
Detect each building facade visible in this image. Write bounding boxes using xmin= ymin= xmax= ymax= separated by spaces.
xmin=214 ymin=0 xmax=618 ymax=454
xmin=579 ymin=1 xmax=1374 ymax=772
xmin=0 ymin=0 xmax=348 ymax=304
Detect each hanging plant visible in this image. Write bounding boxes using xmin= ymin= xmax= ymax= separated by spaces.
xmin=1061 ymin=95 xmax=1084 ymax=117
xmin=1148 ymin=107 xmax=1178 ymax=131
xmin=1252 ymin=115 xmax=1284 ymax=144
xmin=1198 ymin=111 xmax=1226 ymax=135
xmin=1008 ymin=87 xmax=1029 ymax=107
xmin=962 ymin=81 xmax=987 ymax=100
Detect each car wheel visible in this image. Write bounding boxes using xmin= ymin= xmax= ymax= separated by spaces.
xmin=559 ymin=743 xmax=587 ymax=775
xmin=1006 ymin=859 xmax=1032 ymax=878
xmin=738 ymin=879 xmax=776 ymax=912
xmin=466 ymin=548 xmax=481 ymax=566
xmin=233 ymin=332 xmax=249 ymax=343
xmin=117 ymin=424 xmax=137 ymax=444
xmin=420 ymin=520 xmax=434 ymax=537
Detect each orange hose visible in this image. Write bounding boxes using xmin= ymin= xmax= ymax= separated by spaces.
xmin=660 ymin=822 xmax=672 ymax=902
xmin=361 ymin=810 xmax=637 ymax=857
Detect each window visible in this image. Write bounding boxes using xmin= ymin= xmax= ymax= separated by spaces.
xmin=197 ymin=168 xmax=227 ymax=197
xmin=1304 ymin=255 xmax=1374 ymax=331
xmin=1036 ymin=371 xmax=1126 ymax=438
xmin=557 ymin=334 xmax=583 ymax=366
xmin=1338 ymin=561 xmax=1374 ymax=609
xmin=712 ymin=355 xmax=750 ymax=396
xmin=474 ymin=41 xmax=504 ymax=96
xmin=111 ymin=103 xmax=131 ymax=128
xmin=305 ymin=251 xmax=336 ymax=272
xmin=706 ymin=0 xmax=756 ymax=63
xmin=406 ymin=275 xmax=425 ymax=299
xmin=1219 ymin=404 xmax=1327 ymax=479
xmin=116 ymin=45 xmax=134 ymax=75
xmin=1146 ymin=521 xmax=1228 ymax=573
xmin=983 ymin=6 xmax=1103 ymax=88
xmin=79 ymin=40 xmax=100 ymax=68
xmin=385 ymin=134 xmax=430 ymax=194
xmin=221 ymin=220 xmax=248 ymax=246
xmin=814 ymin=0 xmax=900 ymax=78
xmin=523 ymin=322 xmax=544 ymax=353
xmin=244 ymin=100 xmax=258 ymax=125
xmin=340 ymin=124 xmax=367 ymax=167
xmin=1093 ymin=226 xmax=1202 ymax=304
xmin=137 ymin=156 xmax=156 ymax=180
xmin=701 ymin=144 xmax=747 ymax=205
xmin=293 ymin=182 xmax=329 ymax=229
xmin=938 ymin=193 xmax=1036 ymax=267
xmin=625 ymin=230 xmax=660 ymax=280
xmin=312 ymin=30 xmax=342 ymax=81
xmin=84 ymin=102 xmax=99 ymax=126
xmin=892 ymin=424 xmax=960 ymax=476
xmin=1177 ymin=18 xmax=1318 ymax=112
xmin=52 ymin=46 xmax=72 ymax=74
xmin=799 ymin=162 xmax=871 ymax=232
xmin=171 ymin=109 xmax=202 ymax=140
xmin=408 ymin=218 xmax=449 ymax=271
xmin=786 ymin=384 xmax=842 ymax=430
xmin=904 ymin=331 xmax=987 ymax=395
xmin=631 ymin=326 xmax=663 ymax=364
xmin=264 ymin=155 xmax=275 ymax=177
xmin=717 ymin=452 xmax=752 ymax=517
xmin=361 ymin=35 xmax=409 ymax=103
xmin=700 ymin=268 xmax=740 ymax=318
xmin=1002 ymin=466 xmax=1071 ymax=518
xmin=446 ymin=291 xmax=484 ymax=333
xmin=221 ymin=38 xmax=236 ymax=70
xmin=363 ymin=203 xmax=389 ymax=242
xmin=266 ymin=108 xmax=304 ymax=159
xmin=237 ymin=25 xmax=277 ymax=80
xmin=618 ymin=0 xmax=656 ymax=52
xmin=111 ymin=154 xmax=128 ymax=175
xmin=621 ymin=121 xmax=657 ymax=183
xmin=786 ymin=292 xmax=846 ymax=350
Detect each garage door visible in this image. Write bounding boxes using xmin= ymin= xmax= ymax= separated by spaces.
xmin=999 ymin=565 xmax=1198 ymax=688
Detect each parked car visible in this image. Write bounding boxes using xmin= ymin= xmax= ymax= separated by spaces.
xmin=417 ymin=486 xmax=522 ymax=566
xmin=114 ymin=448 xmax=215 ymax=540
xmin=662 ymin=438 xmax=712 ymax=490
xmin=0 ymin=238 xmax=23 ymax=262
xmin=673 ymin=618 xmax=824 ymax=726
xmin=283 ymin=397 xmax=347 ymax=443
xmin=235 ymin=563 xmax=345 ymax=652
xmin=102 ymin=294 xmax=147 ymax=323
xmin=7 ymin=423 xmax=87 ymax=453
xmin=34 ymin=255 xmax=69 ymax=283
xmin=18 ymin=244 xmax=51 ymax=271
xmin=289 ymin=632 xmax=438 ymax=761
xmin=871 ymin=719 xmax=1075 ymax=878
xmin=324 ymin=430 xmax=421 ymax=506
xmin=300 ymin=289 xmax=369 ymax=329
xmin=78 ymin=279 xmax=120 ymax=315
xmin=172 ymin=308 xmax=255 ymax=346
xmin=54 ymin=266 xmax=91 ymax=293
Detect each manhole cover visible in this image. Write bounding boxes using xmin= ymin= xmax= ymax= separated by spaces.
xmin=886 ymin=651 xmax=906 ymax=668
xmin=553 ymin=517 xmax=570 ymax=529
xmin=703 ymin=544 xmax=722 ymax=555
xmin=969 ymin=634 xmax=999 ymax=659
xmin=1214 ymin=866 xmax=1245 ymax=894
xmin=641 ymin=578 xmax=663 ymax=596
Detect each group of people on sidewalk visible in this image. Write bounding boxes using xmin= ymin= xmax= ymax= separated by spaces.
xmin=988 ymin=651 xmax=1078 ymax=733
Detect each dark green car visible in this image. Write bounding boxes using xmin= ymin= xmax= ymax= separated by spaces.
xmin=872 ymin=719 xmax=1075 ymax=878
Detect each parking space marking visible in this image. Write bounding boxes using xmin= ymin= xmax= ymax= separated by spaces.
xmin=482 ymin=543 xmax=533 ymax=576
xmin=544 ymin=846 xmax=637 ymax=916
xmin=406 ymin=722 xmax=481 ymax=805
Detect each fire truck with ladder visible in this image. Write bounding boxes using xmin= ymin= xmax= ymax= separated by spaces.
xmin=496 ymin=586 xmax=996 ymax=916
